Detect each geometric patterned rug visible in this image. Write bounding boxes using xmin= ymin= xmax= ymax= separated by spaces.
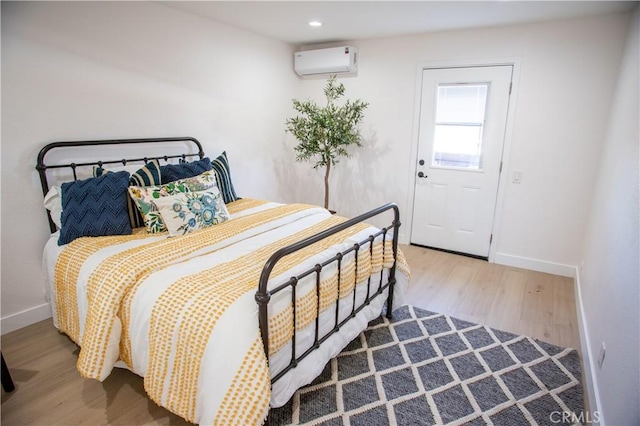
xmin=270 ymin=305 xmax=584 ymax=425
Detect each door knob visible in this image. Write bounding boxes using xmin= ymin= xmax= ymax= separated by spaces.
xmin=418 ymin=171 xmax=427 ymax=178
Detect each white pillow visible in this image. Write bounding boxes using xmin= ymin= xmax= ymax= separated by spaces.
xmin=153 ymin=188 xmax=230 ymax=237
xmin=43 ymin=185 xmax=63 ymax=229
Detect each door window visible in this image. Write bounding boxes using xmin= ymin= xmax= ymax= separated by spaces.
xmin=432 ymin=84 xmax=489 ymax=170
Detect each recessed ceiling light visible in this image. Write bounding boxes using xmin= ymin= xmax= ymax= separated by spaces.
xmin=308 ymin=21 xmax=323 ymax=27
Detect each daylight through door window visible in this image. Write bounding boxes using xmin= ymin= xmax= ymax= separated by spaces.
xmin=432 ymin=83 xmax=489 ymax=169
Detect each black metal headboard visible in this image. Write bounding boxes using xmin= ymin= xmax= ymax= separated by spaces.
xmin=36 ymin=136 xmax=204 ymax=232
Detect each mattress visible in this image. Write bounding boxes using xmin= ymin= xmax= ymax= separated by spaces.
xmin=42 ymin=199 xmax=409 ymax=424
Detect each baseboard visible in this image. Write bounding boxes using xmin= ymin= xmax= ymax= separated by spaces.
xmin=573 ymin=267 xmax=603 ymax=425
xmin=1 ymin=303 xmax=52 ymax=335
xmin=493 ymin=252 xmax=575 ymax=277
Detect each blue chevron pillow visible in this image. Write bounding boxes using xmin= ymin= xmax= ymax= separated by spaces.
xmin=58 ymin=171 xmax=132 ymax=245
xmin=93 ymin=160 xmax=162 ymax=228
xmin=160 ymin=157 xmax=212 ymax=184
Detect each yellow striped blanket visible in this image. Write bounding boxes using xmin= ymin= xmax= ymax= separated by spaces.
xmin=50 ymin=199 xmax=410 ymax=425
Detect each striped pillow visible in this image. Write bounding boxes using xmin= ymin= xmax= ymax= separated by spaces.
xmin=211 ymin=151 xmax=239 ymax=204
xmin=129 ymin=160 xmax=161 ymax=187
xmin=94 ymin=160 xmax=161 ymax=228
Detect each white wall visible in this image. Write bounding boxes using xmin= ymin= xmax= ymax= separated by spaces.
xmin=577 ymin=7 xmax=639 ymax=425
xmin=1 ymin=2 xmax=298 ymax=332
xmin=289 ymin=13 xmax=631 ymax=274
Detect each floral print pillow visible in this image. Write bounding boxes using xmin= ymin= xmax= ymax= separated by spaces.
xmin=153 ymin=188 xmax=230 ymax=236
xmin=128 ymin=170 xmax=220 ymax=233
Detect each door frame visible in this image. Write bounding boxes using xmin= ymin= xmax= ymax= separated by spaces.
xmin=405 ymin=58 xmax=521 ymax=263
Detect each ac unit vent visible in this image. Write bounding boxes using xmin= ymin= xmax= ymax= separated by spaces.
xmin=294 ymin=46 xmax=358 ymax=76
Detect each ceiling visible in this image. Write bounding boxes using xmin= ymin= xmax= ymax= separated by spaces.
xmin=163 ymin=1 xmax=637 ymax=45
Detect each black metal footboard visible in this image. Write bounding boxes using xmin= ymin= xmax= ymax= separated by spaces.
xmin=255 ymin=203 xmax=400 ymax=384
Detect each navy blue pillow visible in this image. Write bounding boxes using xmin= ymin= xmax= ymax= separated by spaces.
xmin=160 ymin=157 xmax=212 ymax=184
xmin=58 ymin=171 xmax=133 ymax=245
xmin=211 ymin=151 xmax=239 ymax=204
xmin=94 ymin=160 xmax=162 ymax=228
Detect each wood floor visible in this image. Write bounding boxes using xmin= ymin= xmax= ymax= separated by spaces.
xmin=1 ymin=244 xmax=581 ymax=425
xmin=403 ymin=245 xmax=580 ymax=350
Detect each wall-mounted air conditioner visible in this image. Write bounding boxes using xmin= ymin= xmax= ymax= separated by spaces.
xmin=294 ymin=46 xmax=358 ymax=76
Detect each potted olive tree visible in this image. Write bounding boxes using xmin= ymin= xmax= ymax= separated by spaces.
xmin=285 ymin=75 xmax=369 ymax=211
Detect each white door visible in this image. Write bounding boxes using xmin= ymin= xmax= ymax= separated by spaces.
xmin=411 ymin=66 xmax=512 ymax=258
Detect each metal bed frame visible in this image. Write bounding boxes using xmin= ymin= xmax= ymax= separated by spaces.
xmin=36 ymin=136 xmax=205 ymax=232
xmin=36 ymin=136 xmax=400 ymax=392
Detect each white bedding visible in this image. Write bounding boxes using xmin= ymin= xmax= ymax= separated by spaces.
xmin=43 ymin=200 xmax=409 ymax=425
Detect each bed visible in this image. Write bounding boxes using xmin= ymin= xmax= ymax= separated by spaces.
xmin=36 ymin=137 xmax=410 ymax=425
